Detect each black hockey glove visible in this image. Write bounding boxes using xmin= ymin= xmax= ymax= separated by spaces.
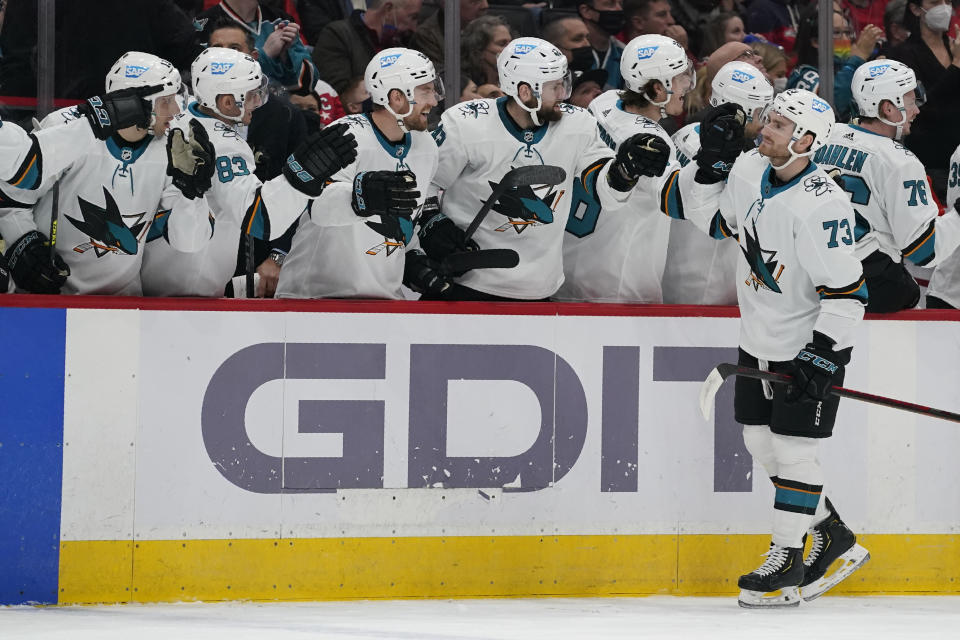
xmin=783 ymin=331 xmax=852 ymax=403
xmin=0 ymin=252 xmax=9 ymax=293
xmin=351 ymin=170 xmax=420 ymax=218
xmin=4 ymin=230 xmax=70 ymax=294
xmin=695 ymin=103 xmax=746 ymax=184
xmin=283 ymin=123 xmax=358 ymax=197
xmin=607 ymin=132 xmax=671 ymax=192
xmin=418 ymin=204 xmax=479 ymax=261
xmin=404 ymin=249 xmax=452 ymax=297
xmin=77 ymin=85 xmax=162 ymax=140
xmin=166 ymin=118 xmax=216 ymax=200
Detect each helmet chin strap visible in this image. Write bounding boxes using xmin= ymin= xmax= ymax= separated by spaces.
xmin=513 ymin=94 xmax=543 ymax=127
xmin=878 ymin=107 xmax=907 ymax=141
xmin=768 ymin=136 xmax=814 ymax=170
xmin=385 ymin=96 xmax=416 ymax=133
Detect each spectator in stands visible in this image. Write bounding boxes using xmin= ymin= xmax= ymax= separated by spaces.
xmin=311 ymin=0 xmax=423 ymax=94
xmin=194 ymin=0 xmax=317 ymax=94
xmin=751 ymin=40 xmax=789 ymax=92
xmin=569 ymin=68 xmax=607 ymax=106
xmin=412 ymin=0 xmax=490 ymax=74
xmin=0 ymin=0 xmax=202 ymax=99
xmin=699 ymin=11 xmax=746 ymax=58
xmin=578 ymin=0 xmax=626 ymax=88
xmin=624 ymin=0 xmax=677 ymax=39
xmin=880 ymin=0 xmax=911 ymax=56
xmin=289 ymin=79 xmax=347 ymax=133
xmin=844 ymin=0 xmax=891 ymax=33
xmin=340 ymin=76 xmax=371 ymax=114
xmin=542 ymin=15 xmax=593 ymax=74
xmin=476 ymin=83 xmax=506 ymax=98
xmin=461 ymin=15 xmax=512 ymax=86
xmin=296 ymin=0 xmax=351 ymax=45
xmin=891 ymin=0 xmax=960 ymax=199
xmin=788 ymin=4 xmax=881 ymax=122
xmin=668 ymin=0 xmax=719 ymax=49
xmin=744 ymin=0 xmax=796 ymax=50
xmin=459 ymin=76 xmax=482 ymax=102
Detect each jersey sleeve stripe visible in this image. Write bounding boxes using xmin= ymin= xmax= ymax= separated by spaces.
xmin=816 ymin=277 xmax=868 ymax=303
xmin=9 ymin=135 xmax=42 ymax=190
xmin=659 ymin=170 xmax=684 ymax=220
xmin=708 ymin=211 xmax=735 ymax=240
xmin=146 ymin=209 xmax=171 ymax=243
xmin=243 ymin=190 xmax=270 ymax=241
xmin=902 ymin=220 xmax=936 ymax=266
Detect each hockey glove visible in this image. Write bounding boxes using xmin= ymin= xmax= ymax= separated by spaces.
xmin=783 ymin=331 xmax=852 ymax=403
xmin=77 ymin=85 xmax=163 ymax=140
xmin=418 ymin=203 xmax=479 ymax=261
xmin=352 ymin=170 xmax=420 ymax=218
xmin=404 ymin=249 xmax=452 ymax=297
xmin=695 ymin=103 xmax=746 ymax=184
xmin=166 ymin=118 xmax=216 ymax=200
xmin=4 ymin=230 xmax=70 ymax=294
xmin=283 ymin=123 xmax=358 ymax=197
xmin=607 ymin=133 xmax=671 ymax=192
xmin=0 ymin=252 xmax=9 ymax=293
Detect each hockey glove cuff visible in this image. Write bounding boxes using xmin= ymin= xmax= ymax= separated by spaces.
xmin=418 ymin=207 xmax=479 ymax=261
xmin=5 ymin=230 xmax=70 ymax=294
xmin=404 ymin=249 xmax=452 ymax=297
xmin=784 ymin=331 xmax=852 ymax=403
xmin=77 ymin=85 xmax=163 ymax=140
xmin=351 ymin=170 xmax=420 ymax=218
xmin=283 ymin=123 xmax=358 ymax=197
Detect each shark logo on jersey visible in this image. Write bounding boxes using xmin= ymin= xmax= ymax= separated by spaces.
xmin=365 ymin=215 xmax=414 ymax=257
xmin=513 ymin=43 xmax=536 ymax=55
xmin=741 ymin=218 xmax=784 ymax=293
xmin=66 ymin=187 xmax=148 ymax=257
xmin=487 ymin=177 xmax=563 ymax=233
xmin=731 ymin=69 xmax=755 ymax=83
xmin=458 ymin=102 xmax=490 ymax=119
xmin=125 ymin=65 xmax=149 ymax=79
xmin=210 ymin=62 xmax=235 ymax=75
xmin=636 ymin=46 xmax=659 ymax=60
xmin=380 ymin=54 xmax=401 ymax=68
xmin=803 ymin=174 xmax=834 ymax=197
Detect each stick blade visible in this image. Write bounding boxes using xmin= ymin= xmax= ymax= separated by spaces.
xmin=503 ymin=165 xmax=566 ymax=187
xmin=440 ymin=249 xmax=519 ymax=276
xmin=699 ymin=367 xmax=726 ymax=422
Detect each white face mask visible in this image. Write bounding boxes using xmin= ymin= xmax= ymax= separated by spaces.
xmin=773 ymin=77 xmax=787 ymax=93
xmin=923 ymin=4 xmax=953 ymax=33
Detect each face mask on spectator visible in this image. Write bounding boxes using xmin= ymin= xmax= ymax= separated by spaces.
xmin=922 ymin=4 xmax=953 ymax=32
xmin=570 ymin=46 xmax=595 ymax=72
xmin=590 ymin=8 xmax=626 ymax=35
xmin=833 ymin=35 xmax=851 ymax=58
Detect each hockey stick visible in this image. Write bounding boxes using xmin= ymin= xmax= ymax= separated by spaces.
xmin=439 ymin=248 xmax=519 ymax=277
xmin=462 ymin=165 xmax=566 ymax=244
xmin=48 ymin=181 xmax=60 ymax=259
xmin=699 ymin=362 xmax=960 ymax=424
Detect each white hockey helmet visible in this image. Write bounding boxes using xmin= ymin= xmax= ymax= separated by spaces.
xmin=710 ymin=61 xmax=774 ymax=122
xmin=105 ymin=51 xmax=181 ymax=101
xmin=621 ymin=34 xmax=694 ymax=111
xmin=365 ymin=48 xmax=444 ymax=129
xmin=497 ymin=37 xmax=571 ymax=126
xmin=851 ymin=59 xmax=918 ymax=140
xmin=191 ymin=47 xmax=268 ymax=123
xmin=764 ymin=88 xmax=834 ymax=169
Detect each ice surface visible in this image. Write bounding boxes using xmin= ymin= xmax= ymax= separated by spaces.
xmin=2 ymin=596 xmax=959 ymax=640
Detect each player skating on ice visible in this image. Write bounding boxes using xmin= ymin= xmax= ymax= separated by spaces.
xmin=424 ymin=36 xmax=669 ymax=301
xmin=665 ymin=60 xmax=774 ymax=305
xmin=657 ymin=89 xmax=870 ymax=607
xmin=274 ymin=48 xmax=440 ymax=299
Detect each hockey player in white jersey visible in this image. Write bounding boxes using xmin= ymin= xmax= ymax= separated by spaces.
xmin=816 ymin=59 xmax=960 ymax=313
xmin=426 ymin=37 xmax=667 ymax=301
xmin=553 ymin=34 xmax=690 ymax=303
xmin=274 ymin=48 xmax=440 ymax=299
xmin=927 ymin=142 xmax=960 ymax=308
xmin=665 ymin=61 xmax=773 ymax=305
xmin=659 ymin=90 xmax=870 ymax=607
xmin=0 ymin=52 xmax=218 ymax=295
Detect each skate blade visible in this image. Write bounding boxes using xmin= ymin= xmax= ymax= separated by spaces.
xmin=801 ymin=544 xmax=870 ymax=602
xmin=738 ymin=587 xmax=801 ymax=609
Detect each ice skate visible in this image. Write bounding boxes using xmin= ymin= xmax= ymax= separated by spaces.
xmin=737 ymin=544 xmax=804 ymax=608
xmin=800 ymin=500 xmax=870 ymax=602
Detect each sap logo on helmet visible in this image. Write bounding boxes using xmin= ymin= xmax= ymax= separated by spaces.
xmin=125 ymin=65 xmax=149 ymax=79
xmin=380 ymin=54 xmax=401 ymax=68
xmin=868 ymin=64 xmax=892 ymax=78
xmin=514 ymin=43 xmax=536 ymax=55
xmin=636 ymin=46 xmax=659 ymax=60
xmin=210 ymin=62 xmax=235 ymax=75
xmin=811 ymin=98 xmax=830 ymax=113
xmin=731 ymin=69 xmax=755 ymax=84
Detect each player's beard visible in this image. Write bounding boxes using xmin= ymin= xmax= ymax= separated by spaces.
xmin=522 ymin=96 xmax=562 ymax=123
xmin=402 ymin=108 xmax=430 ymax=132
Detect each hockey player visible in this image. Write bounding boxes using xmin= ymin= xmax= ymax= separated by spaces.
xmin=425 ymin=37 xmax=668 ymax=301
xmin=274 ymin=48 xmax=439 ymax=299
xmin=927 ymin=141 xmax=960 ymax=308
xmin=659 ymin=90 xmax=870 ymax=607
xmin=0 ymin=52 xmax=218 ymax=295
xmin=665 ymin=61 xmax=774 ymax=305
xmin=816 ymin=59 xmax=960 ymax=313
xmin=556 ymin=33 xmax=694 ymax=304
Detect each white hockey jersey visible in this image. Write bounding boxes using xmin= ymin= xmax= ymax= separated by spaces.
xmin=1 ymin=111 xmax=100 ymax=191
xmin=927 ymin=143 xmax=960 ymax=306
xmin=275 ymin=113 xmax=438 ymax=299
xmin=553 ymin=90 xmax=672 ymax=303
xmin=672 ymin=152 xmax=866 ymax=361
xmin=430 ymin=97 xmax=631 ymax=299
xmin=141 ymin=104 xmax=261 ymax=297
xmin=662 ymin=122 xmax=739 ymax=305
xmin=0 ymin=118 xmax=213 ymax=295
xmin=814 ymin=123 xmax=960 ymax=266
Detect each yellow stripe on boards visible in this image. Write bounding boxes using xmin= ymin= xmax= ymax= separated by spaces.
xmin=58 ymin=534 xmax=960 ymax=604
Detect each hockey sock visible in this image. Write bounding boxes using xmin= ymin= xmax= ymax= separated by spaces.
xmin=810 ymin=492 xmax=832 ymax=528
xmin=741 ymin=425 xmax=777 ymax=478
xmin=770 ymin=435 xmax=823 ymax=548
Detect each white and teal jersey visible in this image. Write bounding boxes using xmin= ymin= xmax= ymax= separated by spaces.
xmin=670 ymin=152 xmax=866 ymax=361
xmin=661 ymin=122 xmax=739 ymax=305
xmin=926 ymin=143 xmax=960 ymax=306
xmin=1 ymin=110 xmax=99 ymax=191
xmin=141 ymin=104 xmax=261 ymax=297
xmin=0 ymin=118 xmax=213 ymax=295
xmin=275 ymin=113 xmax=438 ymax=300
xmin=430 ymin=96 xmax=629 ymax=299
xmin=555 ymin=90 xmax=673 ymax=303
xmin=815 ymin=123 xmax=960 ymax=267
